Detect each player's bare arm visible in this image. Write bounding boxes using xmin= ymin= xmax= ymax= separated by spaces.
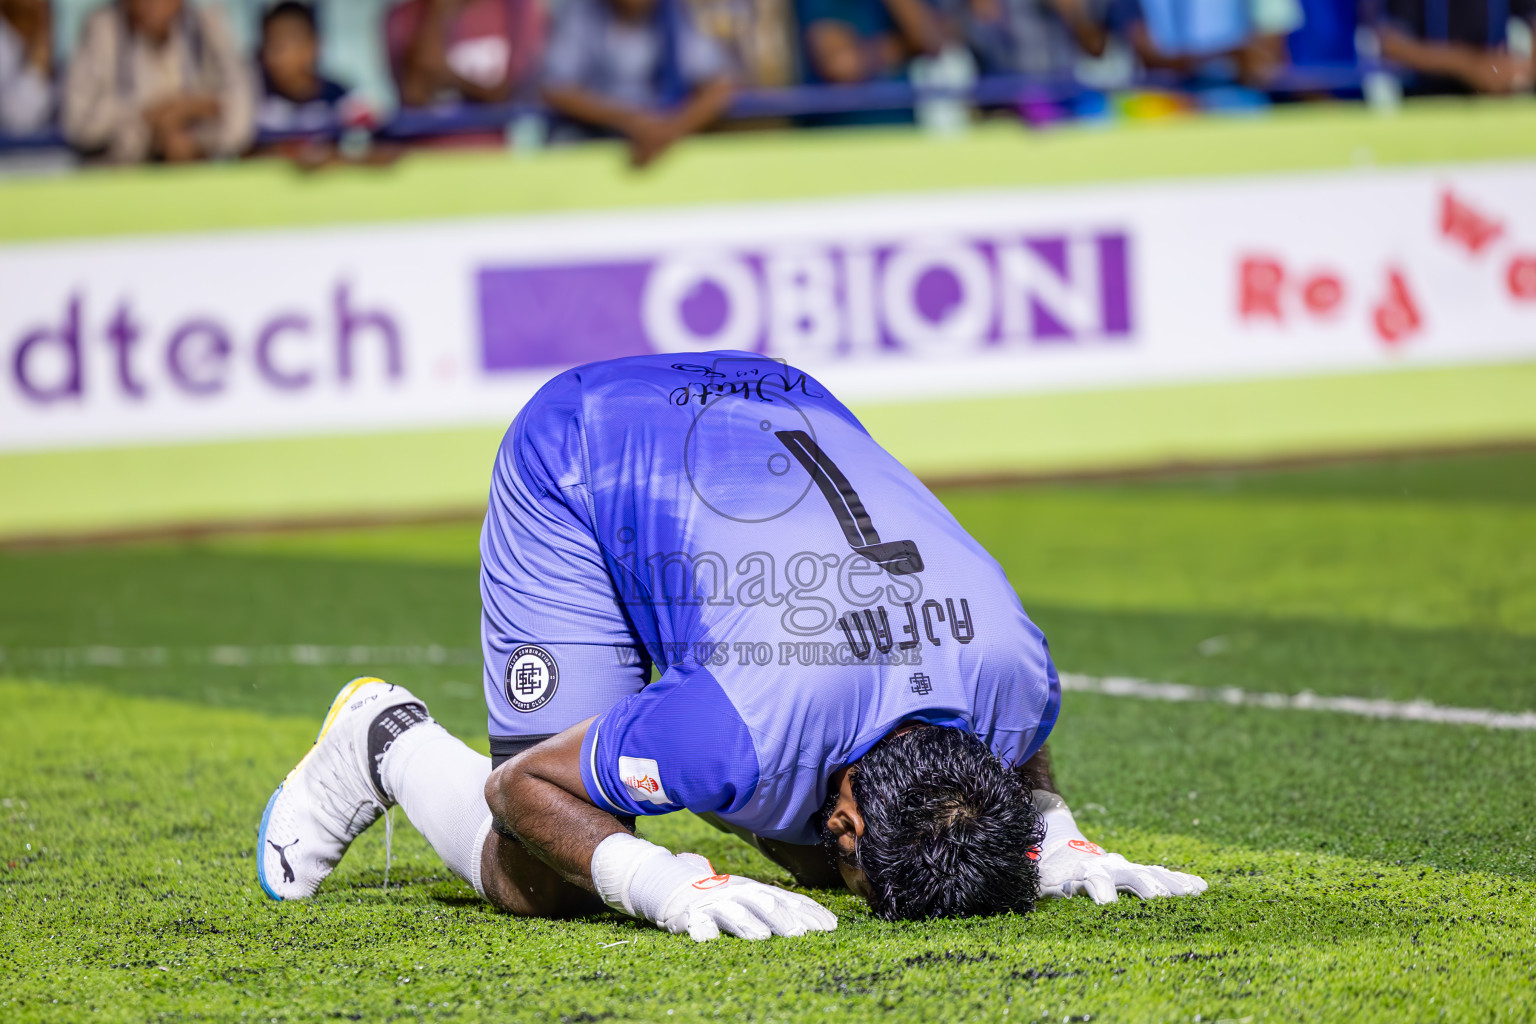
xmin=484 ymin=716 xmax=624 ymax=892
xmin=474 ymin=719 xmax=610 ymax=918
xmin=488 ymin=717 xmax=838 ymax=941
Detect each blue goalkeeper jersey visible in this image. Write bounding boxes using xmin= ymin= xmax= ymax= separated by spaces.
xmin=505 ymin=352 xmax=1060 ymax=845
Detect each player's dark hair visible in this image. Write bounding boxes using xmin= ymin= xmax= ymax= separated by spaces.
xmin=262 ymin=1 xmax=317 ymax=34
xmin=825 ymin=725 xmax=1045 ymax=921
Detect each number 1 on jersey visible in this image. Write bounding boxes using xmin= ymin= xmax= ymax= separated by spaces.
xmin=774 ymin=430 xmax=925 ymax=576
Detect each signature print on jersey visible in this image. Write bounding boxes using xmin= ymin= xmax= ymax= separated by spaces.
xmin=673 ymin=361 xmax=924 ymax=580
xmin=505 ymin=645 xmax=560 ymax=713
xmin=682 ymin=376 xmax=817 ymax=524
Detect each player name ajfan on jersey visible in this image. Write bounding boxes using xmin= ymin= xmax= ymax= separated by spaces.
xmin=837 ymin=597 xmax=977 ymax=659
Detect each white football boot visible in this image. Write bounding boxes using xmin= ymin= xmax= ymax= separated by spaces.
xmin=257 ymin=676 xmax=423 ymax=900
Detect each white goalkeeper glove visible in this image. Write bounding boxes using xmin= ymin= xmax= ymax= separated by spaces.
xmin=590 ymin=832 xmax=838 ymax=942
xmin=1033 ymin=791 xmax=1207 ymax=904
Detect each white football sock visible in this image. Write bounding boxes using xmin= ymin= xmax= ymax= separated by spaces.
xmin=378 ymin=720 xmax=495 ymax=898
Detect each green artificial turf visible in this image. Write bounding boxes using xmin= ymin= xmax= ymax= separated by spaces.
xmin=8 ymin=361 xmax=1536 ymax=541
xmin=4 ymin=449 xmax=1536 ymax=1022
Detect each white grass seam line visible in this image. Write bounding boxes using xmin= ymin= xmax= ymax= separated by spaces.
xmin=0 ymin=644 xmax=480 ymax=669
xmin=1059 ymin=673 xmax=1536 ymax=731
xmin=5 ymin=648 xmax=1533 ymax=730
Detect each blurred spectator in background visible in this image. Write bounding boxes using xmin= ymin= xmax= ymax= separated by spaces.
xmin=797 ymin=0 xmax=942 ymax=86
xmin=1286 ymin=0 xmax=1355 ymax=69
xmin=0 ymin=0 xmax=54 ymax=136
xmin=1374 ymin=0 xmax=1535 ymax=95
xmin=62 ymin=0 xmax=254 ymax=163
xmin=387 ymin=0 xmax=544 ymax=107
xmin=256 ymin=0 xmax=390 ymax=166
xmin=685 ymin=0 xmax=798 ymax=86
xmin=951 ymin=0 xmax=1114 ymax=78
xmin=1121 ymin=0 xmax=1304 ymax=87
xmin=541 ymin=0 xmax=734 ymax=166
xmin=257 ymin=1 xmax=361 ymax=136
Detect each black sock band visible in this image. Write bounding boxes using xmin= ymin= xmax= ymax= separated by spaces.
xmin=367 ymin=702 xmax=430 ymax=802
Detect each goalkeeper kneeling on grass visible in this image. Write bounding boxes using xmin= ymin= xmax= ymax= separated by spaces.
xmin=257 ymin=352 xmax=1206 ymax=939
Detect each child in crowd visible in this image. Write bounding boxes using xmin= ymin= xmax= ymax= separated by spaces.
xmin=541 ymin=0 xmax=735 ymax=166
xmin=256 ymin=1 xmax=361 ymax=136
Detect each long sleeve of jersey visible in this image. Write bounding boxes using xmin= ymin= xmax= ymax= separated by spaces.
xmin=580 ymin=666 xmax=761 ymax=818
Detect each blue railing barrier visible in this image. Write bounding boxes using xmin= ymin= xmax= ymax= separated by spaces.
xmin=0 ymin=63 xmax=1393 ymax=158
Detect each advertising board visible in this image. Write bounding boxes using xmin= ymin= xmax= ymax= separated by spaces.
xmin=3 ymin=162 xmax=1534 ymax=453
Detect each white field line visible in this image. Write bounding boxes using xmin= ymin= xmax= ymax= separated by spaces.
xmin=4 ymin=648 xmax=1533 ymax=731
xmin=0 ymin=644 xmax=479 ymax=670
xmin=1060 ymin=673 xmax=1536 ymax=731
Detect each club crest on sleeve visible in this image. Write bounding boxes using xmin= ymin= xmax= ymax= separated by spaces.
xmin=618 ymin=755 xmax=672 ymax=806
xmin=504 ymin=645 xmax=559 ymax=713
